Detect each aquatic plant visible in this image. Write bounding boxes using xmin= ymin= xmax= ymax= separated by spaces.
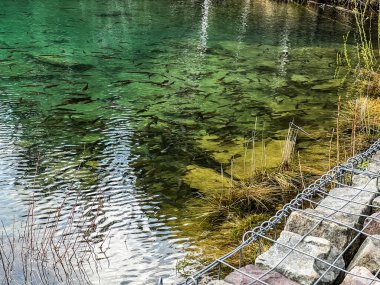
xmin=340 ymin=96 xmax=380 ymax=154
xmin=195 ymin=167 xmax=299 ymax=225
xmin=189 ymin=121 xmax=305 ymax=225
xmin=279 ymin=122 xmax=298 ymax=170
xmin=198 ymin=182 xmax=281 ymax=223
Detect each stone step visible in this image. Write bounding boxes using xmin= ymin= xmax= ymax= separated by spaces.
xmin=255 ymin=231 xmax=345 ymax=285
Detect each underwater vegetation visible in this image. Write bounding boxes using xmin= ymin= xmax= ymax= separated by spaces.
xmin=0 ymin=0 xmax=377 ymax=282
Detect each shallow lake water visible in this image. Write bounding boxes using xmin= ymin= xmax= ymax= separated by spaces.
xmin=0 ymin=0 xmax=357 ymax=284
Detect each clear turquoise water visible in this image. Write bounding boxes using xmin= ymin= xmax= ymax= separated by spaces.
xmin=0 ymin=0 xmax=356 ymax=284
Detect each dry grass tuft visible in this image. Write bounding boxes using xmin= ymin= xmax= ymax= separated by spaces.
xmin=339 ymin=96 xmax=380 ymax=154
xmin=343 ymin=96 xmax=380 ymax=129
xmin=355 ymin=70 xmax=380 ymax=97
xmin=197 ymin=169 xmax=298 ymax=224
xmin=279 ymin=123 xmax=298 ymax=171
xmin=197 ymin=185 xmax=279 ymax=224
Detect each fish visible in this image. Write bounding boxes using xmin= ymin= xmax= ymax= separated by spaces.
xmin=113 ymin=79 xmax=133 ymax=86
xmin=60 ymin=97 xmax=93 ymax=105
xmin=0 ymin=47 xmax=16 ymax=50
xmin=96 ymin=11 xmax=129 ymax=17
xmin=0 ymin=58 xmax=12 ymax=63
xmin=127 ymin=71 xmax=160 ymax=78
xmin=51 ymin=107 xmax=78 ymax=113
xmin=82 ymin=83 xmax=89 ymax=91
xmin=95 ymin=55 xmax=121 ymax=59
xmin=63 ymin=80 xmax=84 ymax=85
xmin=136 ymin=106 xmax=150 ymax=114
xmin=154 ymin=100 xmax=166 ymax=105
xmin=140 ymin=80 xmax=174 ymax=87
xmin=154 ymin=94 xmax=165 ymax=100
xmin=44 ymin=84 xmax=59 ymax=89
xmin=150 ymin=49 xmax=163 ymax=54
xmin=24 ymin=91 xmax=48 ymax=95
xmin=21 ymin=84 xmax=42 ymax=88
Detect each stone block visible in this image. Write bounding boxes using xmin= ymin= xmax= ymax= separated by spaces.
xmin=224 ymin=264 xmax=300 ymax=285
xmin=348 ymin=235 xmax=380 ymax=274
xmin=285 ymin=187 xmax=377 ymax=260
xmin=351 ymin=174 xmax=379 ymax=191
xmin=368 ymin=151 xmax=380 ymax=174
xmin=373 ymin=196 xmax=380 ymax=210
xmin=207 ymin=281 xmax=232 ymax=285
xmin=363 ymin=212 xmax=380 ymax=236
xmin=341 ymin=266 xmax=380 ymax=285
xmin=255 ymin=231 xmax=344 ymax=285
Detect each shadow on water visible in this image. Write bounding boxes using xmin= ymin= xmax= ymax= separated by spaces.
xmin=0 ymin=0 xmax=359 ymax=283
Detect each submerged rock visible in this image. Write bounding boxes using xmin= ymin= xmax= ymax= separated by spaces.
xmin=183 ymin=165 xmax=231 ymax=194
xmin=341 ymin=266 xmax=380 ymax=285
xmin=311 ymin=79 xmax=341 ymax=91
xmin=348 ymin=235 xmax=380 ymax=274
xmin=196 ymin=135 xmax=284 ymax=180
xmin=81 ymin=133 xmax=102 ymax=144
xmin=255 ymin=231 xmax=344 ymax=285
xmin=290 ymin=74 xmax=310 ymax=84
xmin=224 ymin=264 xmax=300 ymax=285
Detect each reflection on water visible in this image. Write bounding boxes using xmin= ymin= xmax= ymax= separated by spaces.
xmin=89 ymin=117 xmax=190 ymax=284
xmin=0 ymin=0 xmax=357 ymax=283
xmin=199 ymin=0 xmax=211 ymax=54
xmin=0 ymin=102 xmax=25 ymax=226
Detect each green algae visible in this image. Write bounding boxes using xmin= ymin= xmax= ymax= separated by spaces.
xmin=183 ymin=165 xmax=232 ymax=194
xmin=81 ymin=133 xmax=101 ymax=144
xmin=290 ymin=74 xmax=311 ymax=84
xmin=311 ymin=79 xmax=342 ymax=91
xmin=16 ymin=140 xmax=35 ymax=148
xmin=225 ymin=139 xmax=284 ymax=180
xmin=85 ymin=160 xmax=99 ymax=170
xmin=195 ymin=135 xmax=284 ymax=179
xmin=197 ymin=135 xmax=245 ymax=165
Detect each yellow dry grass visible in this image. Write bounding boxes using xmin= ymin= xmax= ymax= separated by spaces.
xmin=343 ymin=97 xmax=380 ymax=127
xmin=355 ymin=70 xmax=380 ymax=97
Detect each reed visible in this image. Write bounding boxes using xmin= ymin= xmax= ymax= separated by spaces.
xmin=0 ymin=193 xmax=108 ymax=285
xmin=331 ymin=0 xmax=380 ymax=161
xmin=280 ymin=122 xmax=298 ymax=171
xmin=197 ymin=121 xmax=303 ymax=224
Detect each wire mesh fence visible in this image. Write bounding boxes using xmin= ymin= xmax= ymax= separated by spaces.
xmin=160 ymin=139 xmax=380 ymax=285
